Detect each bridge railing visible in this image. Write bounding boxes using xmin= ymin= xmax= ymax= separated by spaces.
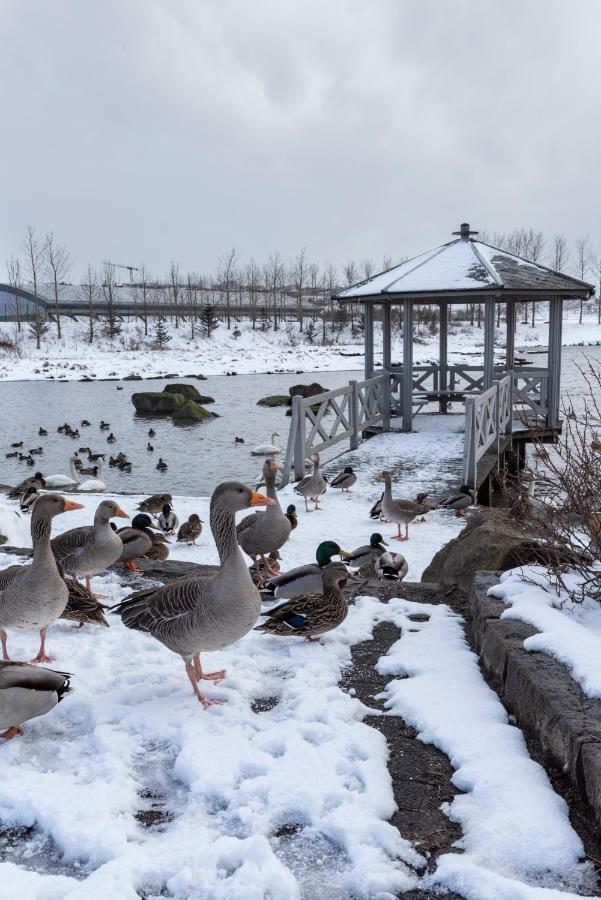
xmin=461 ymin=373 xmax=513 ymax=489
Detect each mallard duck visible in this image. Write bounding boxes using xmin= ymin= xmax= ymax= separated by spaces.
xmin=261 ymin=540 xmax=350 ymax=600
xmin=147 ymin=443 xmax=154 ymax=452
xmin=100 ymin=421 xmax=110 ymax=430
xmin=38 ymin=428 xmax=48 ymax=436
xmin=113 ymin=482 xmax=274 ymax=707
xmin=0 ymin=494 xmax=83 ymax=663
xmin=6 ymin=472 xmax=46 ymax=499
xmin=51 ymin=499 xmax=127 ymax=593
xmin=294 ymin=453 xmax=327 ymax=512
xmin=107 ymin=433 xmax=116 ymax=444
xmin=374 ymin=550 xmax=408 ymax=581
xmin=29 ymin=447 xmax=43 ymax=456
xmin=138 ymin=493 xmax=173 ymax=514
xmin=346 ymin=533 xmax=389 ymax=573
xmin=5 ymin=451 xmax=18 ymax=459
xmin=256 ymin=562 xmax=349 ymax=640
xmin=156 ymin=458 xmax=168 ymax=471
xmin=330 ymin=466 xmax=357 ymax=493
xmin=61 ymin=577 xmax=110 ymax=628
xmin=376 ymin=472 xmax=429 ymax=541
xmin=0 ymin=661 xmax=71 ymax=741
xmin=369 ymin=492 xmax=386 ymax=521
xmin=438 ymin=485 xmax=476 ymax=517
xmin=158 ymin=503 xmax=179 ymax=534
xmin=81 ymin=420 xmax=90 ymax=427
xmin=88 ymin=451 xmax=105 ymax=462
xmin=251 ymin=432 xmax=282 ymax=455
xmin=235 ymin=436 xmax=245 ymax=444
xmin=76 ymin=460 xmax=107 ymax=492
xmin=44 ymin=456 xmax=79 ymax=489
xmin=177 ymin=514 xmax=203 ymax=544
xmin=148 ymin=428 xmax=156 ymax=438
xmin=237 ymin=458 xmax=292 ymax=575
xmin=285 ymin=504 xmax=298 ymax=530
xmin=20 ymin=485 xmax=40 ymax=513
xmin=144 ymin=532 xmax=171 ymax=562
xmin=117 ymin=513 xmax=157 ymax=572
xmin=10 ymin=441 xmax=23 ymax=448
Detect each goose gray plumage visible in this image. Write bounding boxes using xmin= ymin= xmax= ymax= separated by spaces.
xmin=237 ymin=458 xmax=291 ymax=576
xmin=377 ymin=471 xmax=429 ymax=541
xmin=0 ymin=494 xmax=83 ymax=663
xmin=0 ymin=661 xmax=71 ymax=740
xmin=294 ymin=453 xmax=327 ymax=512
xmin=112 ymin=481 xmax=275 ymax=707
xmin=51 ymin=499 xmax=127 ymax=593
xmin=256 ymin=562 xmax=349 ymax=640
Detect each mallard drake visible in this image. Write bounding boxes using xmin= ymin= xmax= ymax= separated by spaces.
xmin=346 ymin=533 xmax=389 ymax=573
xmin=285 ymin=504 xmax=298 ymax=530
xmin=438 ymin=485 xmax=476 ymax=517
xmin=256 ymin=562 xmax=349 ymax=640
xmin=261 ymin=540 xmax=350 ymax=600
xmin=330 ymin=466 xmax=357 ymax=493
xmin=369 ymin=492 xmax=386 ymax=521
xmin=237 ymin=458 xmax=291 ymax=575
xmin=107 ymin=433 xmax=116 ymax=444
xmin=0 ymin=661 xmax=71 ymax=741
xmin=5 ymin=451 xmax=18 ymax=459
xmin=156 ymin=458 xmax=168 ymax=471
xmin=138 ymin=493 xmax=173 ymax=514
xmin=158 ymin=503 xmax=179 ymax=534
xmin=376 ymin=472 xmax=429 ymax=541
xmin=61 ymin=577 xmax=110 ymax=628
xmin=177 ymin=514 xmax=203 ymax=544
xmin=100 ymin=421 xmax=110 ymax=430
xmin=0 ymin=494 xmax=83 ymax=663
xmin=29 ymin=447 xmax=43 ymax=456
xmin=20 ymin=485 xmax=39 ymax=513
xmin=6 ymin=472 xmax=46 ymax=499
xmin=251 ymin=432 xmax=281 ymax=455
xmin=80 ymin=420 xmax=90 ymax=427
xmin=10 ymin=441 xmax=23 ymax=448
xmin=144 ymin=532 xmax=171 ymax=562
xmin=117 ymin=513 xmax=156 ymax=572
xmin=113 ymin=482 xmax=274 ymax=707
xmin=374 ymin=550 xmax=408 ymax=581
xmin=51 ymin=499 xmax=127 ymax=593
xmin=294 ymin=453 xmax=327 ymax=512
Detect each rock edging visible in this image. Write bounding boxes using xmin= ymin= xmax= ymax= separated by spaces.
xmin=471 ymin=571 xmax=601 ymax=825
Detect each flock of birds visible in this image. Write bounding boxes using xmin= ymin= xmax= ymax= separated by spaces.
xmin=0 ymin=426 xmax=475 ymax=739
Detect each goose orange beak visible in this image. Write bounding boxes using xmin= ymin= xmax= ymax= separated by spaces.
xmin=63 ymin=499 xmax=84 ymax=512
xmin=250 ymin=491 xmax=276 ymax=507
xmin=114 ymin=506 xmax=128 ymax=518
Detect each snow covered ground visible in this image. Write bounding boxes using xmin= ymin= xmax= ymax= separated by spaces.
xmin=0 ymin=423 xmax=596 ymax=898
xmin=1 ymin=305 xmax=601 ymax=383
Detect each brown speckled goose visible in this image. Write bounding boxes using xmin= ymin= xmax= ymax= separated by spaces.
xmin=51 ymin=499 xmax=127 ymax=592
xmin=0 ymin=661 xmax=71 ymax=740
xmin=377 ymin=472 xmax=429 ymax=541
xmin=113 ymin=482 xmax=274 ymax=707
xmin=0 ymin=494 xmax=83 ymax=663
xmin=237 ymin=458 xmax=291 ymax=576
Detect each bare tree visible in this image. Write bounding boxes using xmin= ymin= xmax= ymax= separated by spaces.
xmin=588 ymin=245 xmax=601 ymax=325
xmin=80 ymin=263 xmax=99 ymax=344
xmin=293 ymin=247 xmax=307 ymax=331
xmin=361 ymin=258 xmax=375 ymax=280
xmin=138 ymin=263 xmax=150 ymax=335
xmin=574 ymin=235 xmax=590 ymax=324
xmin=21 ymin=226 xmax=45 ymax=349
xmin=169 ymin=261 xmax=180 ymax=328
xmin=245 ymin=258 xmax=261 ymax=329
xmin=550 ymin=234 xmax=569 ymax=272
xmin=45 ymin=232 xmax=71 ymax=339
xmin=382 ymin=255 xmax=393 ymax=271
xmin=218 ymin=248 xmax=237 ymax=330
xmin=6 ymin=255 xmax=22 ymax=332
xmin=264 ymin=251 xmax=285 ymax=331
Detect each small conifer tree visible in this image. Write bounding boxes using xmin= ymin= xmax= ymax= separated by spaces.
xmin=153 ymin=314 xmax=171 ymax=348
xmin=200 ymin=304 xmax=220 ymax=338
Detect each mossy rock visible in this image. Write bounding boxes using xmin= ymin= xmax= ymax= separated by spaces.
xmin=289 ymin=382 xmax=327 ymax=400
xmin=132 ymin=391 xmax=182 ymax=414
xmin=163 ymin=383 xmax=214 ymax=403
xmin=257 ymin=394 xmax=290 ymax=408
xmin=172 ymin=399 xmax=219 ymax=422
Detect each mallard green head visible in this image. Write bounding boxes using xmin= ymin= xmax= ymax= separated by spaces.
xmin=370 ymin=532 xmax=388 ymax=548
xmin=315 ymin=540 xmax=350 ymax=567
xmin=286 ymin=504 xmax=296 ymax=515
xmin=132 ymin=513 xmax=153 ymax=530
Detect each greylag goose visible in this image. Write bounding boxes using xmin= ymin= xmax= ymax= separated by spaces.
xmin=251 ymin=432 xmax=281 ymax=456
xmin=117 ymin=514 xmax=161 ymax=571
xmin=376 ymin=471 xmax=429 ymax=541
xmin=330 ymin=466 xmax=357 ymax=493
xmin=0 ymin=661 xmax=71 ymax=740
xmin=138 ymin=493 xmax=172 ymax=514
xmin=158 ymin=504 xmax=179 ymax=534
xmin=438 ymin=484 xmax=476 ymax=517
xmin=260 ymin=540 xmax=350 ymax=600
xmin=237 ymin=458 xmax=291 ymax=576
xmin=177 ymin=514 xmax=203 ymax=544
xmin=51 ymin=499 xmax=127 ymax=592
xmin=0 ymin=494 xmax=83 ymax=663
xmin=113 ymin=481 xmax=274 ymax=707
xmin=294 ymin=453 xmax=327 ymax=512
xmin=256 ymin=562 xmax=349 ymax=640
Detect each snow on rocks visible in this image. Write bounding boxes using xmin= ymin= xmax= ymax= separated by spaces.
xmin=489 ymin=566 xmax=601 ymax=699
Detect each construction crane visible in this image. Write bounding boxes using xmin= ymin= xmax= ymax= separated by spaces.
xmin=106 ymin=262 xmax=140 ymax=283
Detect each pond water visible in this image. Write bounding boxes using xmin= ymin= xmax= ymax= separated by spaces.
xmin=0 ymin=345 xmax=598 ymax=497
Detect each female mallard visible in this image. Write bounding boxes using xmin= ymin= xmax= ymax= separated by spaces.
xmin=137 ymin=493 xmax=173 ymax=515
xmin=237 ymin=458 xmax=291 ymax=576
xmin=261 ymin=540 xmax=350 ymax=600
xmin=113 ymin=482 xmax=274 ymax=707
xmin=438 ymin=485 xmax=476 ymax=517
xmin=0 ymin=661 xmax=71 ymax=741
xmin=7 ymin=472 xmax=46 ymax=500
xmin=330 ymin=466 xmax=357 ymax=493
xmin=51 ymin=499 xmax=127 ymax=592
xmin=256 ymin=562 xmax=349 ymax=640
xmin=144 ymin=532 xmax=171 ymax=562
xmin=61 ymin=577 xmax=110 ymax=628
xmin=376 ymin=472 xmax=429 ymax=541
xmin=177 ymin=514 xmax=203 ymax=544
xmin=294 ymin=453 xmax=327 ymax=512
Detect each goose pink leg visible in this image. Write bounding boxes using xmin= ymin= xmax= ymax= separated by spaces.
xmin=185 ymin=661 xmax=223 ymax=708
xmin=193 ymin=653 xmax=225 ymax=682
xmin=31 ymin=628 xmax=54 ymax=664
xmin=0 ymin=726 xmax=23 ymax=741
xmin=0 ymin=629 xmax=10 ymax=661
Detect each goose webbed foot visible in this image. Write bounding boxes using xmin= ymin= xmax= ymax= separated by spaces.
xmin=185 ymin=662 xmax=224 ymax=708
xmin=304 ymin=635 xmax=318 ymax=642
xmin=123 ymin=561 xmax=142 ymax=573
xmin=31 ymin=628 xmax=54 ymax=664
xmin=0 ymin=726 xmax=23 ymax=741
xmin=192 ymin=654 xmax=226 ymax=682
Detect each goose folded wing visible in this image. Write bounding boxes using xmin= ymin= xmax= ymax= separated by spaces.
xmin=113 ymin=575 xmax=205 ymax=633
xmin=0 ymin=565 xmax=25 ymax=592
xmin=236 ymin=512 xmax=258 ymax=537
xmin=51 ymin=527 xmax=92 ymax=569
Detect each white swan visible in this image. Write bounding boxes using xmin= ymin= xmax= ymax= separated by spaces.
xmin=44 ymin=457 xmax=80 ymax=489
xmin=251 ymin=432 xmax=282 ymax=456
xmin=77 ymin=460 xmax=107 ymax=493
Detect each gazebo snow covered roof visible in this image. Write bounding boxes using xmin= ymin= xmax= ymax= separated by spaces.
xmin=337 ymin=223 xmax=594 ymax=301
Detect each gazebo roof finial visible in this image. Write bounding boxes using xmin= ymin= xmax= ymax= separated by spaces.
xmin=452 ymin=222 xmax=479 ymax=240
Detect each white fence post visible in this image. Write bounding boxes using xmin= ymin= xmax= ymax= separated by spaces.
xmin=293 ymin=395 xmax=306 ymax=480
xmin=381 ymin=373 xmax=391 ymax=432
xmin=350 ymin=380 xmax=359 ymax=450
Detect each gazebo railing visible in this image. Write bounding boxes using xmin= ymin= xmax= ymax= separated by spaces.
xmin=461 ymin=373 xmax=513 ymax=489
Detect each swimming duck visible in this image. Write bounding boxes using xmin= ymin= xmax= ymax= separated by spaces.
xmin=100 ymin=421 xmax=110 ymax=430
xmin=80 ymin=420 xmax=90 ymax=427
xmin=374 ymin=550 xmax=408 ymax=581
xmin=0 ymin=494 xmax=83 ymax=663
xmin=51 ymin=499 xmax=127 ymax=593
xmin=30 ymin=447 xmax=43 ymax=456
xmin=156 ymin=458 xmax=168 ymax=471
xmin=177 ymin=514 xmax=203 ymax=544
xmin=285 ymin=504 xmax=298 ymax=530
xmin=106 ymin=433 xmax=116 ymax=444
xmin=5 ymin=452 xmax=18 ymax=459
xmin=376 ymin=472 xmax=429 ymax=541
xmin=76 ymin=460 xmax=107 ymax=493
xmin=113 ymin=482 xmax=274 ymax=707
xmin=330 ymin=466 xmax=357 ymax=493
xmin=234 ymin=437 xmax=245 ymax=444
xmin=147 ymin=443 xmax=154 ymax=452
xmin=294 ymin=453 xmax=327 ymax=512
xmin=10 ymin=442 xmax=23 ymax=448
xmin=148 ymin=429 xmax=156 ymax=438
xmin=251 ymin=432 xmax=281 ymax=455
xmin=0 ymin=661 xmax=71 ymax=741
xmin=88 ymin=451 xmax=105 ymax=462
xmin=237 ymin=458 xmax=291 ymax=576
xmin=261 ymin=540 xmax=350 ymax=600
xmin=38 ymin=428 xmax=48 ymax=437
xmin=61 ymin=577 xmax=110 ymax=628
xmin=158 ymin=503 xmax=179 ymax=534
xmin=438 ymin=485 xmax=476 ymax=517
xmin=138 ymin=493 xmax=173 ymax=515
xmin=256 ymin=562 xmax=349 ymax=640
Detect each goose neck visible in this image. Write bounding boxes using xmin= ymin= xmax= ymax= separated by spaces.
xmin=210 ymin=500 xmax=241 ymax=566
xmin=31 ymin=510 xmax=52 ymax=561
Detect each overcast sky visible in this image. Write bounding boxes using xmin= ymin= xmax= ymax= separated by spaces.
xmin=1 ymin=0 xmax=600 ymax=279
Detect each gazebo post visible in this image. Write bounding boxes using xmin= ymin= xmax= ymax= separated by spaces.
xmin=382 ymin=301 xmax=391 ymax=371
xmin=547 ymin=296 xmax=563 ymax=428
xmin=439 ymin=300 xmax=448 ymax=413
xmin=505 ymin=299 xmax=516 ymax=369
xmin=402 ymin=298 xmax=413 ymax=432
xmin=483 ymin=295 xmax=495 ymax=389
xmin=364 ymin=301 xmax=374 ymax=379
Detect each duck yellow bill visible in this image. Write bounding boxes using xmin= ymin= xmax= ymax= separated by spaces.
xmin=250 ymin=491 xmax=276 ymax=507
xmin=338 ymin=549 xmax=352 ymax=559
xmin=63 ymin=499 xmax=84 ymax=511
xmin=114 ymin=506 xmax=128 ymax=518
